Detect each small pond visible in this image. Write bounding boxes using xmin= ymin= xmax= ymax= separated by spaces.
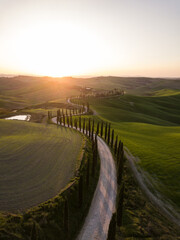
xmin=5 ymin=115 xmax=31 ymax=121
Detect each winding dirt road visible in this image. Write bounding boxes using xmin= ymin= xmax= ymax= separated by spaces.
xmin=52 ymin=99 xmax=117 ymax=240
xmin=125 ymin=147 xmax=180 ymax=227
xmin=77 ymin=137 xmax=117 ymax=240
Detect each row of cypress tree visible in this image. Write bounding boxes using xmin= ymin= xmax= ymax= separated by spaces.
xmin=62 ymin=133 xmax=99 ymax=236
xmin=70 ymin=100 xmax=90 ymax=113
xmin=52 ymin=103 xmax=124 ymax=239
xmin=48 ymin=107 xmax=85 ymax=120
xmin=54 ymin=105 xmax=98 ymax=236
xmin=66 ymin=114 xmax=125 ymax=239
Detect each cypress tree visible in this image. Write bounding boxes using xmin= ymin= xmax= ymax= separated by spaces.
xmin=92 ymin=149 xmax=95 ymax=177
xmin=86 ymin=157 xmax=90 ymax=187
xmin=79 ymin=116 xmax=81 ymax=131
xmin=96 ymin=122 xmax=100 ymax=135
xmin=86 ymin=124 xmax=88 ymax=135
xmin=60 ymin=116 xmax=62 ymax=125
xmin=30 ymin=222 xmax=37 ymax=240
xmin=63 ymin=114 xmax=65 ymax=126
xmin=120 ymin=142 xmax=124 ymax=153
xmin=107 ymin=213 xmax=116 ymax=240
xmin=114 ymin=135 xmax=118 ymax=154
xmin=91 ymin=119 xmax=94 ymax=140
xmin=107 ymin=123 xmax=111 ymax=145
xmin=117 ymin=140 xmax=121 ymax=158
xmin=79 ymin=175 xmax=83 ymax=207
xmin=88 ymin=118 xmax=91 ymax=138
xmin=95 ymin=133 xmax=98 ymax=153
xmin=101 ymin=121 xmax=104 ymax=137
xmin=87 ymin=102 xmax=89 ymax=112
xmin=111 ymin=129 xmax=114 ymax=148
xmin=57 ymin=110 xmax=59 ymax=119
xmin=92 ymin=137 xmax=94 ymax=151
xmin=67 ymin=116 xmax=69 ymax=127
xmin=70 ymin=115 xmax=72 ymax=128
xmin=105 ymin=122 xmax=108 ymax=140
xmin=117 ymin=150 xmax=124 ymax=185
xmin=117 ymin=183 xmax=124 ymax=227
xmin=92 ymin=135 xmax=98 ymax=176
xmin=75 ymin=119 xmax=77 ymax=129
xmin=83 ymin=118 xmax=85 ymax=134
xmin=64 ymin=198 xmax=69 ymax=233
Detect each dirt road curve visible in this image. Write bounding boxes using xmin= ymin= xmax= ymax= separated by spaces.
xmin=77 ymin=136 xmax=117 ymax=240
xmin=51 ymin=118 xmax=117 ymax=240
xmin=52 ymin=99 xmax=117 ymax=240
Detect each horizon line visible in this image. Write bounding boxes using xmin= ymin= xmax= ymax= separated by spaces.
xmin=0 ymin=73 xmax=180 ymax=80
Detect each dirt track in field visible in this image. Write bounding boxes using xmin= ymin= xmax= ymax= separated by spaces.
xmin=52 ymin=98 xmax=117 ymax=240
xmin=124 ymin=147 xmax=180 ymax=227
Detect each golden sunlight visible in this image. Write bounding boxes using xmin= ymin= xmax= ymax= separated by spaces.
xmin=6 ymin=21 xmax=105 ymax=77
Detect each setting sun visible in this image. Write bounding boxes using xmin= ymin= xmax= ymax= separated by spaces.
xmin=0 ymin=0 xmax=180 ymax=77
xmin=2 ymin=20 xmax=106 ymax=77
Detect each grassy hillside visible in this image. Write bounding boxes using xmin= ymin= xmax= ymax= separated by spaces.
xmin=84 ymin=93 xmax=180 ymax=210
xmin=67 ymin=76 xmax=180 ymax=95
xmin=0 ymin=120 xmax=83 ymax=212
xmin=89 ymin=94 xmax=180 ymax=125
xmin=1 ymin=76 xmax=180 ymax=111
xmin=0 ymin=76 xmax=79 ymax=111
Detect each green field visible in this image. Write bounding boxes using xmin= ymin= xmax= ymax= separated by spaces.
xmin=84 ymin=93 xmax=180 ymax=209
xmin=0 ymin=76 xmax=79 ymax=113
xmin=0 ymin=120 xmax=83 ymax=212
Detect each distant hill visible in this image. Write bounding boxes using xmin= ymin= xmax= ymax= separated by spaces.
xmin=0 ymin=75 xmax=179 ymax=111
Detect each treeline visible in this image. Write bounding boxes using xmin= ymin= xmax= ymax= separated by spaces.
xmin=62 ymin=115 xmax=125 ymax=239
xmin=47 ymin=102 xmax=90 ymax=122
xmin=78 ymin=88 xmax=124 ymax=99
xmin=55 ymin=111 xmax=125 ymax=239
xmin=51 ymin=101 xmax=125 ymax=239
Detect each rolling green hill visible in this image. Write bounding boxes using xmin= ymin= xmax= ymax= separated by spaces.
xmin=0 ymin=76 xmax=79 ymax=111
xmin=0 ymin=120 xmax=83 ymax=212
xmin=67 ymin=76 xmax=180 ymax=95
xmin=90 ymin=93 xmax=180 ymax=125
xmin=87 ymin=93 xmax=180 ymax=209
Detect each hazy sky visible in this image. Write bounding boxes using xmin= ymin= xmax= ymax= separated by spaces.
xmin=0 ymin=0 xmax=180 ymax=77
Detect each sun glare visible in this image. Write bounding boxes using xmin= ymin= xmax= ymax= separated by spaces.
xmin=5 ymin=21 xmax=104 ymax=77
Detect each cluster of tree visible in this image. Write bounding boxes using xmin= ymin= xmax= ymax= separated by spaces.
xmin=78 ymin=88 xmax=124 ymax=99
xmin=69 ymin=99 xmax=90 ymax=113
xmin=48 ymin=107 xmax=85 ymax=121
xmin=47 ymin=101 xmax=90 ymax=122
